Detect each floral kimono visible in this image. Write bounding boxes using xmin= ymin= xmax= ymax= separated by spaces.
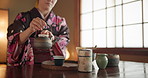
xmin=7 ymin=8 xmax=70 ymax=66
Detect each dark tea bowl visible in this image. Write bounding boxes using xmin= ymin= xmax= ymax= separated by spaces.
xmin=53 ymin=56 xmax=65 ymax=66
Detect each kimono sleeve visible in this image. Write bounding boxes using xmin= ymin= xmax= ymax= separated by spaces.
xmin=7 ymin=13 xmax=32 ymax=66
xmin=52 ymin=18 xmax=70 ymax=57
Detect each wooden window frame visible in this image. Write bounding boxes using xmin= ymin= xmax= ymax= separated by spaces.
xmin=77 ymin=0 xmax=148 ymax=57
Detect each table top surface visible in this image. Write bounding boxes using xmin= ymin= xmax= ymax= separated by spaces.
xmin=0 ymin=61 xmax=148 ymax=78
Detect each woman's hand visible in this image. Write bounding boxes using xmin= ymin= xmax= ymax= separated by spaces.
xmin=41 ymin=30 xmax=55 ymax=41
xmin=29 ymin=17 xmax=47 ymax=33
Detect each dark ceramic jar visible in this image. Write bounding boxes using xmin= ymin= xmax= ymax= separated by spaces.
xmin=107 ymin=54 xmax=120 ymax=67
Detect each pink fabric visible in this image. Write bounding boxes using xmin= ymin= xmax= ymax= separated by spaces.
xmin=7 ymin=8 xmax=69 ymax=66
xmin=7 ymin=33 xmax=34 ymax=66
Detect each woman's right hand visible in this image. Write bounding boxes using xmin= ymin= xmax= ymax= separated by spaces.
xmin=29 ymin=17 xmax=47 ymax=33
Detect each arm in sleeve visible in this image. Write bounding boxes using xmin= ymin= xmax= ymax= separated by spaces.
xmin=7 ymin=13 xmax=32 ymax=66
xmin=52 ymin=18 xmax=70 ymax=57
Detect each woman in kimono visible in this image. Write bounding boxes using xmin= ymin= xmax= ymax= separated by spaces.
xmin=7 ymin=0 xmax=70 ymax=66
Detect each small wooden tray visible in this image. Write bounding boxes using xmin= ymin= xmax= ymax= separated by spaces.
xmin=41 ymin=60 xmax=78 ymax=71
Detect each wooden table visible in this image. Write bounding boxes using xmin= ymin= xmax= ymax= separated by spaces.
xmin=0 ymin=61 xmax=148 ymax=78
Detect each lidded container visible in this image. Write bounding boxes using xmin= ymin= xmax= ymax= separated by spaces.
xmin=78 ymin=49 xmax=92 ymax=72
xmin=33 ymin=34 xmax=53 ymax=49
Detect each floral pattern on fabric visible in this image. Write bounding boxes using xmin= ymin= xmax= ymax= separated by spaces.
xmin=7 ymin=8 xmax=70 ymax=66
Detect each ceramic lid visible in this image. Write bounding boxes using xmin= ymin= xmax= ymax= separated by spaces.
xmin=38 ymin=34 xmax=49 ymax=37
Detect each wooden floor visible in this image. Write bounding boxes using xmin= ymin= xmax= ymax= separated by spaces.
xmin=0 ymin=61 xmax=148 ymax=78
